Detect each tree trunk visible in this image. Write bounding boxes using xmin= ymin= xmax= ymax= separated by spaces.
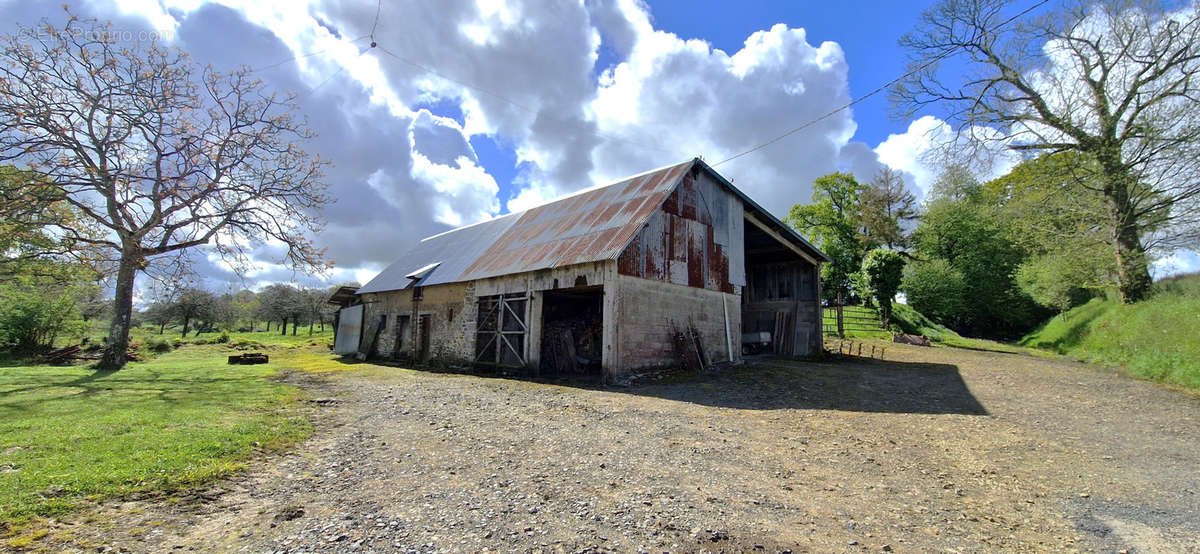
xmin=1100 ymin=151 xmax=1153 ymax=303
xmin=292 ymin=320 xmax=298 ymax=336
xmin=1113 ymin=221 xmax=1152 ymax=303
xmin=181 ymin=316 xmax=190 ymax=337
xmin=159 ymin=322 xmax=166 ymax=334
xmin=98 ymin=254 xmax=138 ymax=370
xmin=308 ymin=321 xmax=313 ymax=336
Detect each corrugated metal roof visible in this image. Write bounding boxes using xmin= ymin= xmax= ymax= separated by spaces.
xmin=357 ymin=158 xmax=828 ymax=294
xmin=457 ymin=160 xmax=693 ymax=281
xmin=356 ymin=211 xmax=522 ymax=293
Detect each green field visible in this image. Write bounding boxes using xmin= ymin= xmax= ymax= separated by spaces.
xmin=0 ymin=330 xmax=334 ymax=540
xmin=1021 ymin=275 xmax=1200 ymax=390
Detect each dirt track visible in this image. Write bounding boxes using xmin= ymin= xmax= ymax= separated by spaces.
xmin=39 ymin=342 xmax=1200 ymax=553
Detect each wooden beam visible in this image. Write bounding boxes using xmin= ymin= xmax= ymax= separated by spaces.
xmin=744 ymin=213 xmax=819 ymax=266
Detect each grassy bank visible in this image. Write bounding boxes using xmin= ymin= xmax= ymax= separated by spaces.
xmin=0 ymin=335 xmax=328 ymax=537
xmin=825 ymin=303 xmax=1036 ymax=355
xmin=1021 ymin=275 xmax=1200 ymax=390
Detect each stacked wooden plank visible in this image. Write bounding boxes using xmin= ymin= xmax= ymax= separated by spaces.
xmin=772 ymin=311 xmax=796 ymax=355
xmin=42 ymin=345 xmax=82 ymax=364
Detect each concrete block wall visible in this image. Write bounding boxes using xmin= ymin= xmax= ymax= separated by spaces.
xmin=614 ymin=273 xmax=739 ymax=372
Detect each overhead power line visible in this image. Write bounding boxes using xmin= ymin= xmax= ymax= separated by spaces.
xmin=712 ymin=0 xmax=1050 ymax=167
xmin=253 ymin=35 xmax=369 ymax=73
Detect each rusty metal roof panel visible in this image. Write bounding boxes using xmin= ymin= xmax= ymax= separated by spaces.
xmin=356 ymin=160 xmax=692 ymax=293
xmin=357 ymin=158 xmax=829 ymax=295
xmin=456 ymin=160 xmax=692 ymax=281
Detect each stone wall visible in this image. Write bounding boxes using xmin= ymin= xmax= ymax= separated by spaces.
xmin=360 ymin=282 xmax=473 ymax=362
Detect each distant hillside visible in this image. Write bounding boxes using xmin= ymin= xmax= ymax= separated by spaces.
xmin=824 ymin=302 xmax=1034 ymax=354
xmin=1021 ymin=273 xmax=1200 ymax=390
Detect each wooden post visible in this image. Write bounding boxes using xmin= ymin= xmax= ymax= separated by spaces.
xmin=836 ymin=290 xmax=845 ymax=338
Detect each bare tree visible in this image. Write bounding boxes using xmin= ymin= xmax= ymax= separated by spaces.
xmin=0 ymin=14 xmax=329 ymax=369
xmin=893 ymin=0 xmax=1200 ymax=302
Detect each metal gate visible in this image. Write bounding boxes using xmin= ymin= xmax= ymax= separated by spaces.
xmin=474 ymin=293 xmax=528 ymax=367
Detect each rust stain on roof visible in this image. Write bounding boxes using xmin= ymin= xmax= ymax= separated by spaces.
xmin=458 ymin=161 xmax=691 ymax=281
xmin=358 ymin=157 xmax=829 ymax=294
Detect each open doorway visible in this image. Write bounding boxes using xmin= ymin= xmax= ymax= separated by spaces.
xmin=418 ymin=314 xmax=431 ymax=362
xmin=539 ymin=286 xmax=603 ymax=376
xmin=742 ymin=219 xmax=818 ymax=356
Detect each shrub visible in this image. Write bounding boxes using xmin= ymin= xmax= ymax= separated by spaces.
xmin=145 ymin=336 xmax=176 ymax=353
xmin=228 ymin=338 xmax=267 ymax=351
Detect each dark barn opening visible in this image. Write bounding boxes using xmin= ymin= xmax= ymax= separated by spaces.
xmin=742 ymin=219 xmax=818 ymax=355
xmin=540 ymin=286 xmax=603 ymax=375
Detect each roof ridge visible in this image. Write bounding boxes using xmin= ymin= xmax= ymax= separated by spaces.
xmin=419 ymin=158 xmax=696 ymax=243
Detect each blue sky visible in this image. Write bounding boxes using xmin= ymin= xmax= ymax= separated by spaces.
xmin=456 ymin=1 xmax=948 ymax=213
xmin=460 ymin=0 xmax=948 ymax=215
xmin=647 ymin=0 xmax=933 ymax=145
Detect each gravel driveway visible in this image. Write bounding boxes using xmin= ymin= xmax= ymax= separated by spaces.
xmin=43 ymin=342 xmax=1199 ymax=553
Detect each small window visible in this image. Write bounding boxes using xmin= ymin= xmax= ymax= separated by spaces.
xmin=378 ymin=314 xmax=387 ymax=331
xmin=412 ymin=286 xmax=424 ymax=301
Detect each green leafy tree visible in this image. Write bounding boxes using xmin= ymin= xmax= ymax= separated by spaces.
xmin=0 ymin=166 xmax=102 ymax=279
xmin=229 ymin=290 xmax=260 ymax=331
xmin=895 ymin=0 xmax=1200 ymax=303
xmin=1015 ymin=254 xmax=1099 ymax=316
xmin=901 ymin=258 xmax=968 ymax=325
xmin=860 ymin=249 xmax=906 ymax=329
xmin=142 ymin=301 xmax=175 ymax=335
xmin=0 ymin=268 xmax=92 ymax=351
xmin=987 ymin=152 xmax=1127 ymax=307
xmin=256 ymin=284 xmax=306 ymax=335
xmin=908 ymin=169 xmax=1049 ymax=338
xmin=172 ymin=288 xmax=218 ymax=337
xmin=787 ymin=172 xmax=875 ymax=302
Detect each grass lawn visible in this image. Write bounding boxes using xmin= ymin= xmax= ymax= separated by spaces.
xmin=0 ymin=340 xmax=322 ymax=539
xmin=1021 ymin=275 xmax=1200 ymax=390
xmin=824 ymin=303 xmax=1041 ymax=355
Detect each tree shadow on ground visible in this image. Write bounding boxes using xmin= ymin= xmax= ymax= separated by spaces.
xmin=622 ymin=356 xmax=989 ymax=415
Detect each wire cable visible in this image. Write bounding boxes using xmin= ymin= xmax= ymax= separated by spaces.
xmin=369 ymin=0 xmax=383 ymax=45
xmin=254 ymin=35 xmax=369 ymax=73
xmin=712 ymin=0 xmax=1049 ymax=167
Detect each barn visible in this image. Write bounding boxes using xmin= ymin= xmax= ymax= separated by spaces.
xmin=334 ymin=158 xmax=829 ymax=379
